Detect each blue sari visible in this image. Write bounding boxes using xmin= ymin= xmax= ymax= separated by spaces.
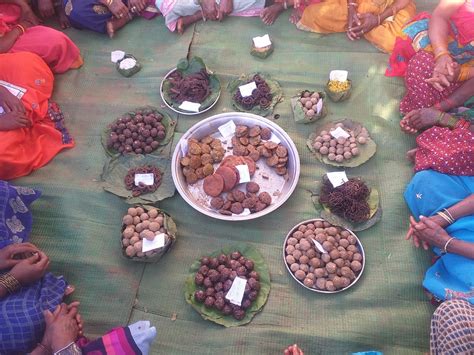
xmin=404 ymin=170 xmax=474 ymax=304
xmin=0 ymin=181 xmax=67 ymax=354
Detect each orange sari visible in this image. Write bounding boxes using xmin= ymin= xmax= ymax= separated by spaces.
xmin=0 ymin=4 xmax=83 ymax=73
xmin=297 ymin=0 xmax=416 ymax=53
xmin=0 ymin=52 xmax=74 ymax=180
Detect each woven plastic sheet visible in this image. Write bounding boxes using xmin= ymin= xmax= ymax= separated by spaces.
xmin=14 ymin=6 xmax=438 ymax=353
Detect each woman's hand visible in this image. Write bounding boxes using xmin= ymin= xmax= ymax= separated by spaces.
xmin=38 ymin=0 xmax=55 ymax=18
xmin=201 ymin=0 xmax=217 ymax=20
xmin=129 ymin=0 xmax=147 ymax=14
xmin=9 ymin=251 xmax=50 ymax=286
xmin=0 ymin=111 xmax=31 ymax=131
xmin=284 ymin=344 xmax=304 ymax=355
xmin=19 ymin=5 xmax=41 ymax=26
xmin=350 ymin=12 xmax=378 ymax=38
xmin=400 ymin=107 xmax=443 ymax=134
xmin=42 ymin=303 xmax=81 ymax=352
xmin=0 ymin=243 xmax=40 ymax=270
xmin=407 ymin=216 xmax=451 ymax=250
xmin=217 ymin=0 xmax=232 ymax=21
xmin=0 ymin=86 xmax=25 ymax=114
xmin=346 ymin=7 xmax=360 ymax=40
xmin=107 ymin=0 xmax=129 ymax=19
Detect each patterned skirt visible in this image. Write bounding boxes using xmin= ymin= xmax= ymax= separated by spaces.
xmin=430 ymin=299 xmax=474 ymax=355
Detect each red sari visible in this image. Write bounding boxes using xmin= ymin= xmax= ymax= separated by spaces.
xmin=0 ymin=4 xmax=83 ymax=74
xmin=0 ymin=52 xmax=74 ymax=180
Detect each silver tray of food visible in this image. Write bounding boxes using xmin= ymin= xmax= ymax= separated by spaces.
xmin=171 ymin=112 xmax=300 ymax=220
xmin=283 ymin=218 xmax=365 ymax=293
xmin=160 ymin=66 xmax=221 ymax=116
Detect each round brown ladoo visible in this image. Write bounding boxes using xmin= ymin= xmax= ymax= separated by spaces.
xmin=215 ymin=166 xmax=239 ymax=192
xmin=203 ymin=174 xmax=224 ymax=197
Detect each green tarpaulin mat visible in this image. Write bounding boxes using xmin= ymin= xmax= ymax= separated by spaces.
xmin=14 ymin=2 xmax=439 ymax=353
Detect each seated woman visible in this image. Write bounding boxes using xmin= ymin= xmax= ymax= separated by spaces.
xmin=0 ymin=52 xmax=74 ymax=180
xmin=294 ymin=0 xmax=416 ymax=53
xmin=430 ymin=299 xmax=474 ymax=354
xmin=0 ymin=180 xmax=80 ymax=354
xmin=30 ymin=0 xmax=72 ymax=29
xmin=399 ymin=77 xmax=474 ymax=176
xmin=0 ymin=180 xmax=157 ymax=354
xmin=157 ymin=0 xmax=266 ymax=34
xmin=387 ymin=0 xmax=474 ymax=114
xmin=64 ymin=0 xmax=159 ymax=38
xmin=404 ymin=170 xmax=474 ymax=304
xmin=0 ymin=0 xmax=83 ymax=74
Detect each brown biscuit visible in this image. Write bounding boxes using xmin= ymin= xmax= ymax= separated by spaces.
xmin=215 ymin=166 xmax=238 ymax=192
xmin=203 ymin=174 xmax=224 ymax=197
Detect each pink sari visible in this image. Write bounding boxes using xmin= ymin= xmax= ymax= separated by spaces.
xmin=0 ymin=4 xmax=83 ymax=74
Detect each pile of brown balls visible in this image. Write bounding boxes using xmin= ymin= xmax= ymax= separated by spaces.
xmin=297 ymin=91 xmax=322 ymax=119
xmin=284 ymin=220 xmax=363 ymax=292
xmin=210 ymin=182 xmax=272 ymax=216
xmin=122 ymin=207 xmax=169 ymax=259
xmin=193 ymin=251 xmax=261 ymax=320
xmin=124 ymin=166 xmax=162 ymax=197
xmin=107 ymin=109 xmax=167 ymax=154
xmin=311 ymin=123 xmax=369 ymax=163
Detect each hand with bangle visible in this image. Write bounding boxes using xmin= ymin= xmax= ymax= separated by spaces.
xmin=406 ymin=215 xmax=455 ymax=252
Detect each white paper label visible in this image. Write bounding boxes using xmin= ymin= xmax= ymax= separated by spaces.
xmin=0 ymin=80 xmax=26 ymax=99
xmin=326 ymin=171 xmax=348 ymax=188
xmin=225 ymin=277 xmax=247 ymax=306
xmin=329 ymin=70 xmax=349 ymax=82
xmin=235 ymin=164 xmax=251 ymax=183
xmin=269 ymin=133 xmax=281 ymax=144
xmin=142 ymin=233 xmax=166 ymax=252
xmin=218 ymin=120 xmax=236 ymax=138
xmin=179 ymin=101 xmax=201 ymax=112
xmin=119 ymin=58 xmax=137 ymax=70
xmin=252 ymin=34 xmax=272 ymax=48
xmin=239 ymin=82 xmax=257 ymax=98
xmin=312 ymin=239 xmax=327 ymax=254
xmin=316 ymin=98 xmax=323 ymax=114
xmin=330 ymin=126 xmax=350 ymax=139
xmin=111 ymin=50 xmax=126 ymax=63
xmin=180 ymin=142 xmax=188 ymax=156
xmin=134 ymin=173 xmax=154 ymax=186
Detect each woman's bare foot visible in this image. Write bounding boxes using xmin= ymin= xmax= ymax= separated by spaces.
xmin=176 ymin=11 xmax=202 ymax=34
xmin=406 ymin=148 xmax=417 ymax=163
xmin=289 ymin=8 xmax=302 ymax=24
xmin=57 ymin=7 xmax=71 ymax=29
xmin=260 ymin=3 xmax=284 ymax=25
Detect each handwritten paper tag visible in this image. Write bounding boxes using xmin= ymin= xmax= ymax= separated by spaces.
xmin=312 ymin=239 xmax=327 ymax=254
xmin=142 ymin=233 xmax=166 ymax=252
xmin=225 ymin=277 xmax=247 ymax=306
xmin=236 ymin=165 xmax=251 ymax=183
xmin=329 ymin=70 xmax=348 ymax=82
xmin=316 ymin=98 xmax=323 ymax=114
xmin=179 ymin=101 xmax=201 ymax=113
xmin=134 ymin=173 xmax=154 ymax=186
xmin=326 ymin=171 xmax=348 ymax=188
xmin=218 ymin=120 xmax=236 ymax=138
xmin=253 ymin=34 xmax=272 ymax=48
xmin=111 ymin=50 xmax=126 ymax=63
xmin=0 ymin=80 xmax=26 ymax=99
xmin=239 ymin=82 xmax=257 ymax=98
xmin=330 ymin=126 xmax=350 ymax=139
